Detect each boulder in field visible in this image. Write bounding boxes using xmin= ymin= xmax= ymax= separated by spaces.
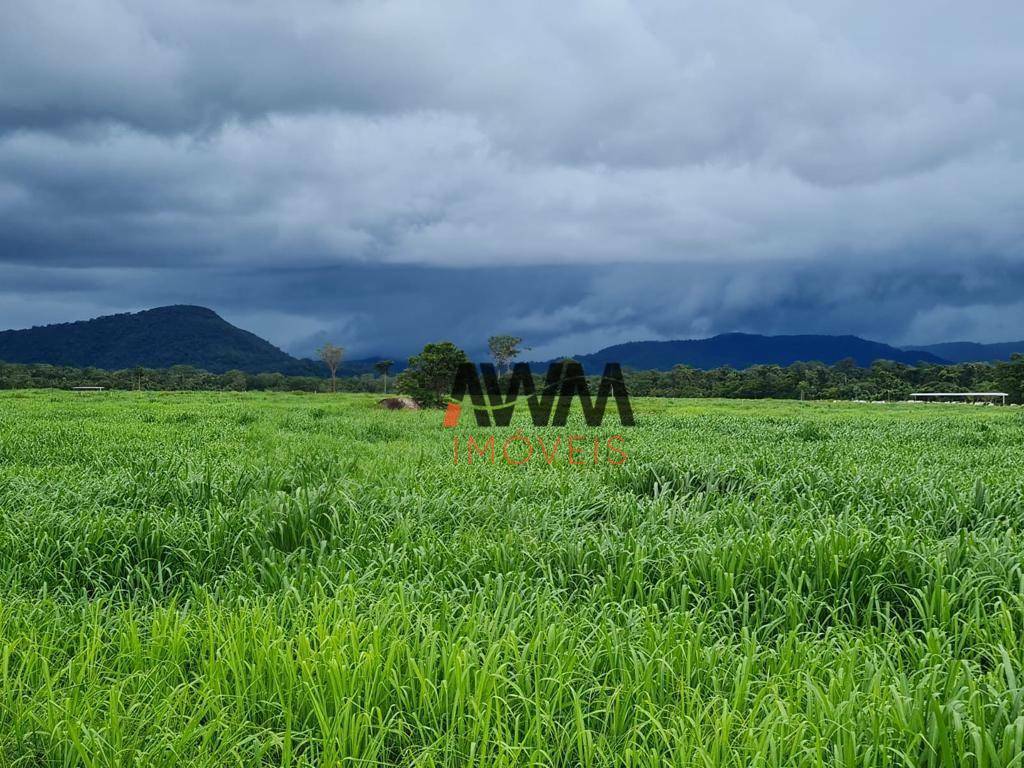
xmin=378 ymin=396 xmax=421 ymax=411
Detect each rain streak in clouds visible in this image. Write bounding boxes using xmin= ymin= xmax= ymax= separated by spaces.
xmin=1 ymin=0 xmax=1023 ymax=359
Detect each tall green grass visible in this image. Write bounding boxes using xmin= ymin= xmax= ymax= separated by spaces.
xmin=1 ymin=391 xmax=1023 ymax=765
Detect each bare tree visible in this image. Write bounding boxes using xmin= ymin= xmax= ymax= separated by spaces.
xmin=374 ymin=359 xmax=394 ymax=394
xmin=318 ymin=343 xmax=344 ymax=393
xmin=487 ymin=335 xmax=528 ymax=376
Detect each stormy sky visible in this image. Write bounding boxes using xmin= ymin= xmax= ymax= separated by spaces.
xmin=2 ymin=1 xmax=1023 ymax=360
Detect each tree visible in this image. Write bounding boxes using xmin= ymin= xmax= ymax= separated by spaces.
xmin=223 ymin=370 xmax=248 ymax=391
xmin=318 ymin=343 xmax=344 ymax=393
xmin=834 ymin=357 xmax=858 ymax=376
xmin=995 ymin=353 xmax=1024 ymax=404
xmin=374 ymin=359 xmax=394 ymax=394
xmin=397 ymin=342 xmax=469 ymax=407
xmin=487 ymin=335 xmax=528 ymax=376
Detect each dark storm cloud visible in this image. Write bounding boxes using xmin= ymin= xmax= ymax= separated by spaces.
xmin=2 ymin=1 xmax=1024 ymax=353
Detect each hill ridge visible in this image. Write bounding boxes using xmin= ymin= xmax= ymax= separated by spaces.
xmin=905 ymin=340 xmax=1024 ymax=364
xmin=0 ymin=305 xmax=322 ymax=375
xmin=8 ymin=307 xmax=1021 ymax=374
xmin=534 ymin=332 xmax=950 ymax=371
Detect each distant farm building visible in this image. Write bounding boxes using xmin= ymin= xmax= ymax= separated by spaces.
xmin=909 ymin=392 xmax=1008 ymax=405
xmin=71 ymin=386 xmax=105 ymax=392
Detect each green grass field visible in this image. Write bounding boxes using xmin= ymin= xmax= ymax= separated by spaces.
xmin=1 ymin=391 xmax=1024 ymax=766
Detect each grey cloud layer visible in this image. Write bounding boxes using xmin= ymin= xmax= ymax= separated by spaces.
xmin=1 ymin=0 xmax=1023 ymax=353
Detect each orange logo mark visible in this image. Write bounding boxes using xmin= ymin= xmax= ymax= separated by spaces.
xmin=442 ymin=402 xmax=462 ymax=428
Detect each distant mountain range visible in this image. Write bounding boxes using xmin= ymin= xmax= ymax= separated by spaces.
xmin=903 ymin=341 xmax=1024 ymax=364
xmin=2 ymin=305 xmax=1023 ymax=375
xmin=542 ymin=333 xmax=951 ymax=371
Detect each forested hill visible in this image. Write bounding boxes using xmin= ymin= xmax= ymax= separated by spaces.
xmin=547 ymin=333 xmax=950 ymax=371
xmin=0 ymin=305 xmax=326 ymax=375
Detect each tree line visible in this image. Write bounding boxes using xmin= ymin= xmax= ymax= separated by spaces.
xmin=0 ymin=363 xmax=374 ymax=393
xmin=4 ymin=350 xmax=1022 ymax=403
xmin=392 ymin=342 xmax=1024 ymax=405
xmin=618 ymin=356 xmax=1024 ymax=402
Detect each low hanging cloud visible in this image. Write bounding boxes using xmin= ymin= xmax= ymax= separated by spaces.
xmin=1 ymin=0 xmax=1023 ymax=356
